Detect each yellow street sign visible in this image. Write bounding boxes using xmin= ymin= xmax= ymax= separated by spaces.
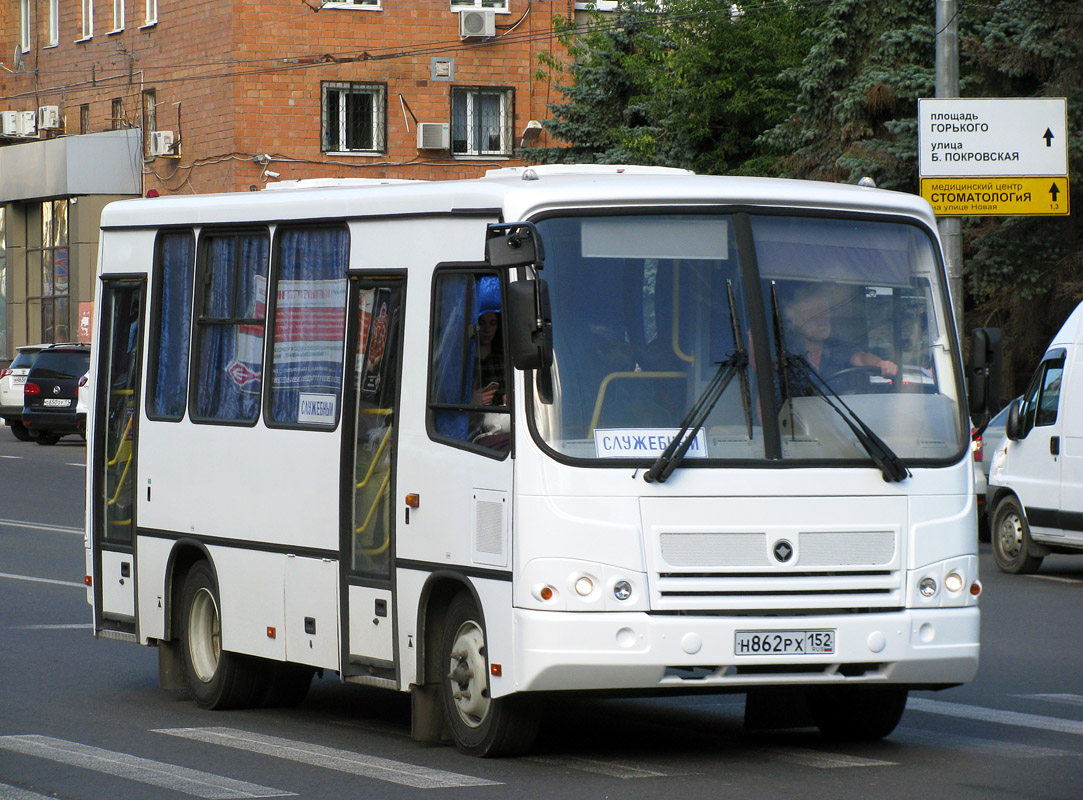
xmin=921 ymin=176 xmax=1069 ymax=216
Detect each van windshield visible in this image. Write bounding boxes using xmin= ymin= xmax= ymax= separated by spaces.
xmin=529 ymin=212 xmax=965 ymax=466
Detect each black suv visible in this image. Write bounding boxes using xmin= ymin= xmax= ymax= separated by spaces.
xmin=23 ymin=344 xmax=91 ymax=445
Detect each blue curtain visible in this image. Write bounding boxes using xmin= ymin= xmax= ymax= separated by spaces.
xmin=431 ymin=273 xmax=477 ymax=439
xmin=195 ymin=233 xmax=268 ymax=422
xmin=150 ymin=231 xmax=194 ymax=419
xmin=269 ymin=227 xmax=349 ymax=424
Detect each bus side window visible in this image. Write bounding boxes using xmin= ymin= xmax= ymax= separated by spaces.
xmin=428 ymin=270 xmax=510 ymax=454
xmin=192 ymin=229 xmax=270 ymax=424
xmin=147 ymin=229 xmax=195 ymax=420
xmin=266 ymin=226 xmax=350 ymax=428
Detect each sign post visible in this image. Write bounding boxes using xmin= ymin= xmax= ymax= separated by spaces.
xmin=918 ymin=97 xmax=1070 ymax=216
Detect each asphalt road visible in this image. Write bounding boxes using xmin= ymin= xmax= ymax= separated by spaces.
xmin=2 ymin=432 xmax=1083 ymax=799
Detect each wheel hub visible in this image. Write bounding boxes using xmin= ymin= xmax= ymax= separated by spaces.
xmin=447 ymin=620 xmax=489 ymax=728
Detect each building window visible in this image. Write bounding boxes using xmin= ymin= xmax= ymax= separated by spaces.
xmin=144 ymin=0 xmax=157 ymax=25
xmin=19 ymin=0 xmax=31 ymax=52
xmin=112 ymin=0 xmax=124 ymax=32
xmin=142 ymin=90 xmax=156 ymax=159
xmin=192 ymin=230 xmax=269 ymax=424
xmin=323 ymin=0 xmax=379 ymax=7
xmin=321 ymin=82 xmax=386 ymax=154
xmin=451 ymin=87 xmax=513 ymax=157
xmin=451 ymin=0 xmax=508 ymax=10
xmin=80 ymin=104 xmax=90 ymax=134
xmin=81 ymin=0 xmax=94 ymax=38
xmin=38 ymin=201 xmax=70 ymax=342
xmin=111 ymin=98 xmax=124 ymax=129
xmin=47 ymin=0 xmax=59 ymax=46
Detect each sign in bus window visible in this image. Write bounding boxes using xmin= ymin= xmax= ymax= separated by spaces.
xmin=268 ymin=226 xmax=349 ymax=426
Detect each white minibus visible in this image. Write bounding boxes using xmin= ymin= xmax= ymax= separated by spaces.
xmin=85 ymin=165 xmax=997 ymax=755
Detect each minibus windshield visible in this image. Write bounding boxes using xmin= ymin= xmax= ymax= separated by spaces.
xmin=529 ymin=212 xmax=965 ymax=467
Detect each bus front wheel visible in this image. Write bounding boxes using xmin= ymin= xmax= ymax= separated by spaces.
xmin=439 ymin=593 xmax=538 ymax=757
xmin=179 ymin=562 xmax=264 ymax=710
xmin=807 ymin=686 xmax=908 ymax=741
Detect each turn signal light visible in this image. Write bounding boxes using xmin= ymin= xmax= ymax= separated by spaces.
xmin=970 ymin=580 xmax=982 ymax=597
xmin=84 ymin=575 xmax=92 ymax=586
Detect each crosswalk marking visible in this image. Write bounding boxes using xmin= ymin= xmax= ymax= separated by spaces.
xmin=1023 ymin=693 xmax=1083 ymax=708
xmin=0 ymin=735 xmax=291 ymax=799
xmin=524 ymin=754 xmax=686 ymax=778
xmin=1027 ymin=574 xmax=1083 ymax=584
xmin=0 ymin=518 xmax=82 ymax=534
xmin=909 ymin=697 xmax=1083 ymax=735
xmin=768 ymin=749 xmax=896 ymax=769
xmin=895 ymin=727 xmax=1076 ymax=758
xmin=0 ymin=782 xmax=61 ymax=800
xmin=155 ymin=727 xmax=500 ymax=789
xmin=0 ymin=572 xmax=84 ymax=589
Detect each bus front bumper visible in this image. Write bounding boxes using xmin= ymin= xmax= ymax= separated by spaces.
xmin=508 ymin=607 xmax=979 ymax=694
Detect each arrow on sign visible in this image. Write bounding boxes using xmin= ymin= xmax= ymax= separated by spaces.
xmin=1044 ymin=128 xmax=1055 ymax=147
xmin=1050 ymin=183 xmax=1061 ymax=202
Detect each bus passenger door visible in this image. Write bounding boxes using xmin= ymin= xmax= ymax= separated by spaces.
xmin=91 ymin=279 xmax=145 ymax=637
xmin=343 ymin=277 xmax=403 ymax=676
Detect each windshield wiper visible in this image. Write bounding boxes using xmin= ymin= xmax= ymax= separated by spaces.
xmin=770 ymin=283 xmax=909 ymax=483
xmin=644 ymin=281 xmax=751 ymax=484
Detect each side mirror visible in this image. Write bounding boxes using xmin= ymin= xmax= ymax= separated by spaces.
xmin=507 ymin=279 xmax=553 ymax=371
xmin=486 ymin=222 xmax=545 ymax=268
xmin=967 ymin=327 xmax=1002 ymax=417
xmin=1005 ymin=397 xmax=1023 ymax=441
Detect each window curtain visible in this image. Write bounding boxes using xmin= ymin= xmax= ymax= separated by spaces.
xmin=195 ymin=233 xmax=268 ymax=421
xmin=431 ymin=273 xmax=477 ymax=439
xmin=150 ymin=231 xmax=193 ymax=418
xmin=270 ymin=227 xmax=349 ymax=424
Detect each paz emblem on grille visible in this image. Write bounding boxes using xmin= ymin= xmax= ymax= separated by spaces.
xmin=772 ymin=539 xmax=794 ymax=563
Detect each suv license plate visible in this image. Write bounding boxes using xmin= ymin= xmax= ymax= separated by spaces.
xmin=43 ymin=398 xmax=71 ymax=407
xmin=735 ymin=629 xmax=835 ymax=656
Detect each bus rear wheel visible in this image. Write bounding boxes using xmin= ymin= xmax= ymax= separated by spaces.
xmin=440 ymin=593 xmax=537 ymax=757
xmin=807 ymin=686 xmax=908 ymax=741
xmin=179 ymin=562 xmax=264 ymax=710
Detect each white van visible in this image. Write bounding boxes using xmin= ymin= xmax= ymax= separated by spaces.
xmin=987 ymin=302 xmax=1083 ymax=573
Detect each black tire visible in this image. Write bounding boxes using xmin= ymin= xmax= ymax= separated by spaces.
xmin=9 ymin=422 xmax=31 ymax=442
xmin=991 ymin=496 xmax=1043 ymax=574
xmin=33 ymin=432 xmax=60 ymax=445
xmin=440 ymin=593 xmax=538 ymax=757
xmin=807 ymin=686 xmax=908 ymax=741
xmin=259 ymin=661 xmax=314 ymax=708
xmin=179 ymin=561 xmax=265 ymax=710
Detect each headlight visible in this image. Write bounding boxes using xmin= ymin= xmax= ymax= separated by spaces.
xmin=613 ymin=580 xmax=632 ymax=601
xmin=919 ymin=577 xmax=938 ymax=598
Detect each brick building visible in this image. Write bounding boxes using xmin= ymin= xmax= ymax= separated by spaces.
xmin=0 ymin=0 xmax=589 ymax=358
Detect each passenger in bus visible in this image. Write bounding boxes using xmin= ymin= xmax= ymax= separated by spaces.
xmin=472 ymin=310 xmax=505 ymax=407
xmin=785 ymin=284 xmax=897 ymax=387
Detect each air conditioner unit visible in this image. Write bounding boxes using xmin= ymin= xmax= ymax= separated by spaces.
xmin=37 ymin=105 xmax=61 ymax=130
xmin=1 ymin=111 xmax=18 ymax=136
xmin=459 ymin=9 xmax=495 ymax=38
xmin=150 ymin=130 xmax=176 ymax=157
xmin=417 ymin=122 xmax=450 ymax=150
xmin=15 ymin=111 xmax=37 ymax=137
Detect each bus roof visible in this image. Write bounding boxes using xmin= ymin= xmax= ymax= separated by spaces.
xmin=99 ymin=167 xmax=940 ymax=231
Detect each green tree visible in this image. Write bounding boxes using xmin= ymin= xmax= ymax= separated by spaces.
xmin=525 ymin=0 xmax=819 ymax=175
xmin=961 ymin=0 xmax=1083 ymax=391
xmin=762 ymin=0 xmax=934 ymax=191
